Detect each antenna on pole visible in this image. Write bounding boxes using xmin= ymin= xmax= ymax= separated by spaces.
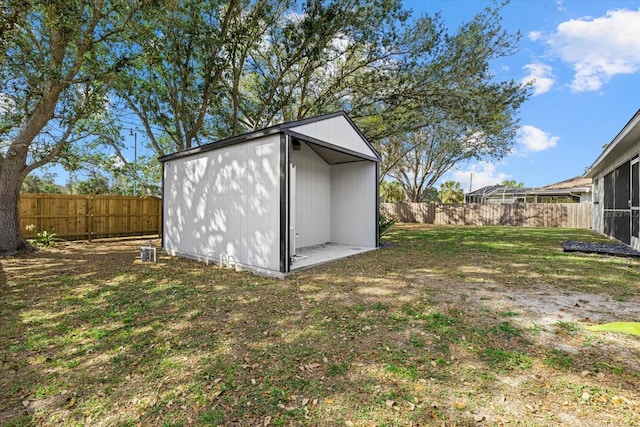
xmin=130 ymin=129 xmax=138 ymax=196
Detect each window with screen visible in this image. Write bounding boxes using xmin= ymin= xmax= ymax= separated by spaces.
xmin=632 ymin=161 xmax=638 ymax=208
xmin=604 ymin=171 xmax=614 ymax=209
xmin=614 ymin=161 xmax=630 ymax=209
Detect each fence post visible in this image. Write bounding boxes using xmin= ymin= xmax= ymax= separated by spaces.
xmin=158 ymin=196 xmax=162 ymax=237
xmin=88 ymin=196 xmax=94 ymax=242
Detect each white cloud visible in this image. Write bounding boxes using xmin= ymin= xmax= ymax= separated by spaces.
xmin=284 ymin=11 xmax=304 ymax=23
xmin=517 ymin=125 xmax=559 ymax=152
xmin=546 ymin=8 xmax=640 ymax=91
xmin=521 ymin=63 xmax=555 ymax=95
xmin=445 ymin=162 xmax=510 ymax=193
xmin=111 ymin=154 xmax=125 ymax=169
xmin=528 ymin=31 xmax=543 ymax=42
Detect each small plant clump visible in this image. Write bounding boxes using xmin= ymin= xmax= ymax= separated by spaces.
xmin=379 ymin=214 xmax=398 ymax=238
xmin=25 ymin=224 xmax=64 ymax=247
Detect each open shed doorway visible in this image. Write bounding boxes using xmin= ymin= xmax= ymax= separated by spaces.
xmin=288 ymin=138 xmax=377 ymax=270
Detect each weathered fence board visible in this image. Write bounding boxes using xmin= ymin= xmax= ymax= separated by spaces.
xmin=380 ymin=202 xmax=592 ymax=229
xmin=20 ymin=194 xmax=161 ymax=241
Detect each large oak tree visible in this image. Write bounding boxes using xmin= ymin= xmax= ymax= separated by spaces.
xmin=0 ymin=0 xmax=143 ymax=255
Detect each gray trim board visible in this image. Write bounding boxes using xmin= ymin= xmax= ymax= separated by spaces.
xmin=161 ymin=162 xmax=166 ymax=249
xmin=158 ymin=127 xmax=283 ymax=163
xmin=279 ymin=133 xmax=289 ymax=273
xmin=279 ymin=111 xmax=346 ymax=129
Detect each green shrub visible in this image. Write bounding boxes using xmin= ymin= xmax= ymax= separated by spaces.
xmin=26 ymin=224 xmax=64 ymax=247
xmin=379 ymin=214 xmax=397 ymax=238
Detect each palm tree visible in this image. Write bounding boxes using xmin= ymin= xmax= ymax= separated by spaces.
xmin=501 ymin=179 xmax=524 ymax=188
xmin=438 ymin=181 xmax=464 ymax=204
xmin=380 ymin=180 xmax=406 ymax=203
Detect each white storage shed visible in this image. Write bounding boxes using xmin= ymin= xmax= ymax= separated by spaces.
xmin=159 ymin=111 xmax=380 ymax=277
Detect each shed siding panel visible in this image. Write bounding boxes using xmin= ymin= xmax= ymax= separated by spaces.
xmin=291 ymin=117 xmax=376 ymax=159
xmin=290 ymin=143 xmax=331 ymax=248
xmin=163 ymin=135 xmax=281 ymax=270
xmin=330 ymin=161 xmax=377 ymax=247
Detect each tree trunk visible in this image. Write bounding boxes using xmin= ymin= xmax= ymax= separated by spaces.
xmin=0 ymin=166 xmax=28 ymax=257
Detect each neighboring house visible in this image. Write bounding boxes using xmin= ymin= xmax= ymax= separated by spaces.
xmin=465 ymin=185 xmax=534 ymax=203
xmin=585 ymin=109 xmax=640 ymax=250
xmin=159 ymin=111 xmax=380 ymax=277
xmin=465 ymin=177 xmax=592 ymax=204
xmin=533 ymin=176 xmax=592 ymax=203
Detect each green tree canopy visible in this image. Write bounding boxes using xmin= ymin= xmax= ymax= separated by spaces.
xmin=0 ymin=0 xmax=143 ymax=255
xmin=380 ymin=180 xmax=406 ymax=203
xmin=0 ymin=0 xmax=530 ymax=256
xmin=72 ymin=173 xmax=111 ymax=195
xmin=501 ymin=179 xmax=524 ymax=188
xmin=21 ymin=173 xmax=64 ymax=194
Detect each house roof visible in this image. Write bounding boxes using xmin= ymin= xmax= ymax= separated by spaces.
xmin=538 ymin=176 xmax=591 ymax=192
xmin=158 ymin=111 xmax=380 ymax=164
xmin=466 ymin=185 xmax=533 ymax=197
xmin=532 ymin=176 xmax=591 ymax=196
xmin=467 ymin=176 xmax=591 ymax=200
xmin=584 ymin=109 xmax=640 ymax=178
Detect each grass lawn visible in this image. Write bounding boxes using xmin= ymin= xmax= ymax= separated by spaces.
xmin=1 ymin=224 xmax=639 ymax=426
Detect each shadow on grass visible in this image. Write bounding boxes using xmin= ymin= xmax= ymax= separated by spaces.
xmin=1 ymin=228 xmax=639 ymax=426
xmin=0 ymin=254 xmax=37 ymax=426
xmin=379 ymin=225 xmax=640 ymax=299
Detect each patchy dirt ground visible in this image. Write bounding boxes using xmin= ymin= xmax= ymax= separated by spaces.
xmin=442 ymin=283 xmax=640 ymax=426
xmin=1 ymin=231 xmax=639 ymax=426
xmin=441 ymin=280 xmax=640 ymax=366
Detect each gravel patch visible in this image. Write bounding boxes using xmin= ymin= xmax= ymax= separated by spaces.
xmin=562 ymin=240 xmax=640 ymax=257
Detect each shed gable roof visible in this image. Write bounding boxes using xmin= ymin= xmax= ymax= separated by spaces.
xmin=284 ymin=113 xmax=378 ymax=160
xmin=158 ymin=111 xmax=379 ymax=163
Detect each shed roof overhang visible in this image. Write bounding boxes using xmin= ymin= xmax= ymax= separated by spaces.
xmin=287 ymin=130 xmax=378 ymax=164
xmin=585 ymin=109 xmax=640 ymax=178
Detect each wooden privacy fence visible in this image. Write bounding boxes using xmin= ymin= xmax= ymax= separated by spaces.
xmin=380 ymin=202 xmax=593 ymax=229
xmin=20 ymin=194 xmax=162 ymax=241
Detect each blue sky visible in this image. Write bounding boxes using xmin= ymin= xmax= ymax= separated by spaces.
xmin=403 ymin=0 xmax=640 ymax=191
